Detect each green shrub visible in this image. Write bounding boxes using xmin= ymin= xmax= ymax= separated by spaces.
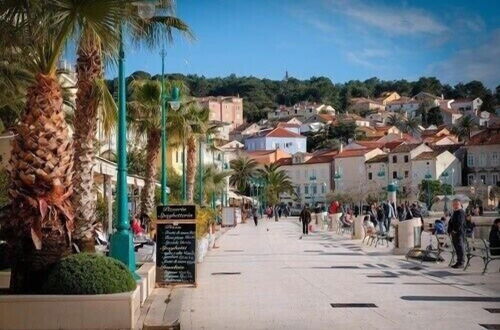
xmin=42 ymin=253 xmax=136 ymax=295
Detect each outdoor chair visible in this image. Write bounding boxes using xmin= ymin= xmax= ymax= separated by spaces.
xmin=435 ymin=234 xmax=456 ymax=266
xmin=464 ymin=238 xmax=500 ymax=274
xmin=362 ymin=224 xmax=377 ymax=246
xmin=373 ymin=230 xmax=390 ymax=247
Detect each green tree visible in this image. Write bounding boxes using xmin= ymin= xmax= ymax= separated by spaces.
xmin=427 ymin=107 xmax=443 ymax=126
xmin=451 ymin=115 xmax=476 ymax=141
xmin=229 ymin=156 xmax=258 ymax=194
xmin=419 ymin=180 xmax=452 ymax=207
xmin=257 ymin=164 xmax=295 ymax=220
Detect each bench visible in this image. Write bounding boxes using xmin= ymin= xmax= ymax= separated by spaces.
xmin=465 ymin=238 xmax=500 ymax=274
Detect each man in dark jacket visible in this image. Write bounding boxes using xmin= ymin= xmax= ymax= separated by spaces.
xmin=447 ymin=199 xmax=466 ymax=268
xmin=299 ymin=205 xmax=312 ymax=237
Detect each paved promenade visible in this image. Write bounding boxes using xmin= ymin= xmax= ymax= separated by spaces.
xmin=180 ymin=217 xmax=500 ymax=329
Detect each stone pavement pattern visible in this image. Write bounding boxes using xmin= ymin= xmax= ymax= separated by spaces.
xmin=180 ymin=217 xmax=500 ymax=330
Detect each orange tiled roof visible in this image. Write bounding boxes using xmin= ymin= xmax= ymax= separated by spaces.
xmin=466 ymin=128 xmax=500 ymax=146
xmin=335 ymin=148 xmax=374 ymax=158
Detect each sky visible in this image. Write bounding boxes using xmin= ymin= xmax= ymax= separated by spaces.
xmin=118 ymin=0 xmax=500 ymax=88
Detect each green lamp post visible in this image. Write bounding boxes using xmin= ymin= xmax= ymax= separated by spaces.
xmin=159 ymin=49 xmax=180 ymax=205
xmin=197 ymin=137 xmax=204 ymax=205
xmin=110 ymin=0 xmax=160 ymax=277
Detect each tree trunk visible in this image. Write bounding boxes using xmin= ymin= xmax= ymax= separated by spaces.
xmin=186 ymin=136 xmax=197 ymax=203
xmin=6 ymin=73 xmax=74 ymax=293
xmin=140 ymin=130 xmax=161 ymax=217
xmin=72 ymin=37 xmax=102 ymax=252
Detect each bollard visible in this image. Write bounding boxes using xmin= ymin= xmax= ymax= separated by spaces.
xmin=393 ymin=218 xmax=422 ymax=255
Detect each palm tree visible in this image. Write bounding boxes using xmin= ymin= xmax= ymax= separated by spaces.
xmin=387 ymin=113 xmax=405 ymax=129
xmin=0 ymin=1 xmax=101 ymax=292
xmin=127 ymin=79 xmax=163 ymax=218
xmin=257 ymin=163 xmax=295 ymax=221
xmin=203 ymin=165 xmax=231 ymax=206
xmin=185 ymin=104 xmax=211 ymax=203
xmin=71 ymin=0 xmax=192 ymax=250
xmin=229 ymin=156 xmax=258 ymax=194
xmin=403 ymin=116 xmax=421 ymax=135
xmin=451 ymin=115 xmax=476 ymax=141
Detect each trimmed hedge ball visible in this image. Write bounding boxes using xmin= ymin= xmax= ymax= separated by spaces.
xmin=42 ymin=253 xmax=136 ymax=295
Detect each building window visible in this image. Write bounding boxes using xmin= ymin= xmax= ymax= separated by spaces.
xmin=404 ymin=171 xmax=409 ymax=178
xmin=368 ymin=172 xmax=373 ymax=180
xmin=492 ymin=174 xmax=499 ymax=186
xmin=392 ymin=155 xmax=397 ymax=163
xmin=404 ymin=155 xmax=409 ymax=163
xmin=468 ymin=174 xmax=474 ymax=185
xmin=296 ymin=186 xmax=301 ymax=195
xmin=480 ymin=175 xmax=486 ymax=184
xmin=393 ymin=171 xmax=397 ymax=179
xmin=467 ymin=154 xmax=474 ymax=167
xmin=304 ymin=185 xmax=309 ymax=195
xmin=492 ymin=152 xmax=498 ymax=166
xmin=480 ymin=153 xmax=486 ymax=166
xmin=312 ymin=184 xmax=317 ymax=194
xmin=321 ymin=184 xmax=326 ymax=194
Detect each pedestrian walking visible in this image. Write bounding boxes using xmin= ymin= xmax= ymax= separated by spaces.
xmin=447 ymin=199 xmax=466 ymax=268
xmin=252 ymin=207 xmax=258 ymax=226
xmin=299 ymin=205 xmax=312 ymax=238
xmin=278 ymin=205 xmax=283 ymax=219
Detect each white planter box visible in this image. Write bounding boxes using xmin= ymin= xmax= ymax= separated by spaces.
xmin=0 ymin=286 xmax=141 ymax=330
xmin=196 ymin=235 xmax=209 ymax=263
xmin=0 ymin=271 xmax=10 ymax=289
xmin=137 ymin=263 xmax=156 ymax=297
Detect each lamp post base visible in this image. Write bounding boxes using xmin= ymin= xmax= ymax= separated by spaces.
xmin=110 ymin=230 xmax=140 ymax=280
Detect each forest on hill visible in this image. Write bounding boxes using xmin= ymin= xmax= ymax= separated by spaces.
xmin=107 ymin=72 xmax=500 ymax=123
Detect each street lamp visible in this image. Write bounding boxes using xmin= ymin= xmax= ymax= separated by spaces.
xmin=110 ymin=0 xmax=159 ymax=277
xmin=160 ymin=49 xmax=180 ymax=205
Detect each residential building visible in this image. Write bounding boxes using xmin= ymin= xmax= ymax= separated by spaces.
xmin=365 ymin=154 xmax=390 ymax=196
xmin=375 ymin=91 xmax=401 ymax=105
xmin=464 ymin=127 xmax=500 ymax=186
xmin=412 ymin=150 xmax=462 ymax=189
xmin=413 ymin=92 xmax=442 ymax=107
xmin=244 ymin=127 xmax=307 ymax=154
xmin=421 ymin=127 xmax=459 ymax=145
xmin=300 ymin=113 xmax=334 ymax=133
xmin=244 ymin=149 xmax=291 ymax=165
xmin=196 ymin=96 xmax=243 ymax=130
xmin=267 ymin=102 xmax=335 ymax=120
xmin=229 ymin=123 xmax=261 ymax=142
xmin=334 ymin=147 xmax=385 ymax=195
xmin=386 ymin=97 xmax=421 ymax=117
xmin=276 ymin=150 xmax=337 ymax=206
xmin=387 ymin=143 xmax=433 ymax=196
xmin=451 ymin=98 xmax=483 ymax=116
xmin=276 ymin=122 xmax=301 ymax=135
xmin=348 ymin=97 xmax=385 ymax=113
xmin=441 ymin=107 xmax=463 ymax=126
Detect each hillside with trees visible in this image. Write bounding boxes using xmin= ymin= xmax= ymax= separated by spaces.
xmin=105 ymin=73 xmax=499 ymax=124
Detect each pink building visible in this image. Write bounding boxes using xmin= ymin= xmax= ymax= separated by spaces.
xmin=196 ymin=96 xmax=243 ymax=131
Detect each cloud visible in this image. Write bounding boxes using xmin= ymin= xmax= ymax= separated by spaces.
xmin=431 ymin=29 xmax=500 ymax=88
xmin=287 ymin=7 xmax=336 ymax=34
xmin=346 ymin=48 xmax=390 ymax=68
xmin=323 ymin=0 xmax=448 ymax=36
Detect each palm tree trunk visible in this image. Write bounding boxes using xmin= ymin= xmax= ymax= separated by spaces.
xmin=186 ymin=136 xmax=197 ymax=203
xmin=140 ymin=130 xmax=161 ymax=217
xmin=6 ymin=73 xmax=74 ymax=293
xmin=72 ymin=37 xmax=102 ymax=252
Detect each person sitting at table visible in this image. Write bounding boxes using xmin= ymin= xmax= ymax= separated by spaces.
xmin=464 ymin=215 xmax=476 ymax=238
xmin=433 ymin=217 xmax=446 ymax=235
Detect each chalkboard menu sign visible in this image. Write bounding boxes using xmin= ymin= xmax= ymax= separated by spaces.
xmin=156 ymin=222 xmax=196 ymax=285
xmin=157 ymin=205 xmax=196 ymax=220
